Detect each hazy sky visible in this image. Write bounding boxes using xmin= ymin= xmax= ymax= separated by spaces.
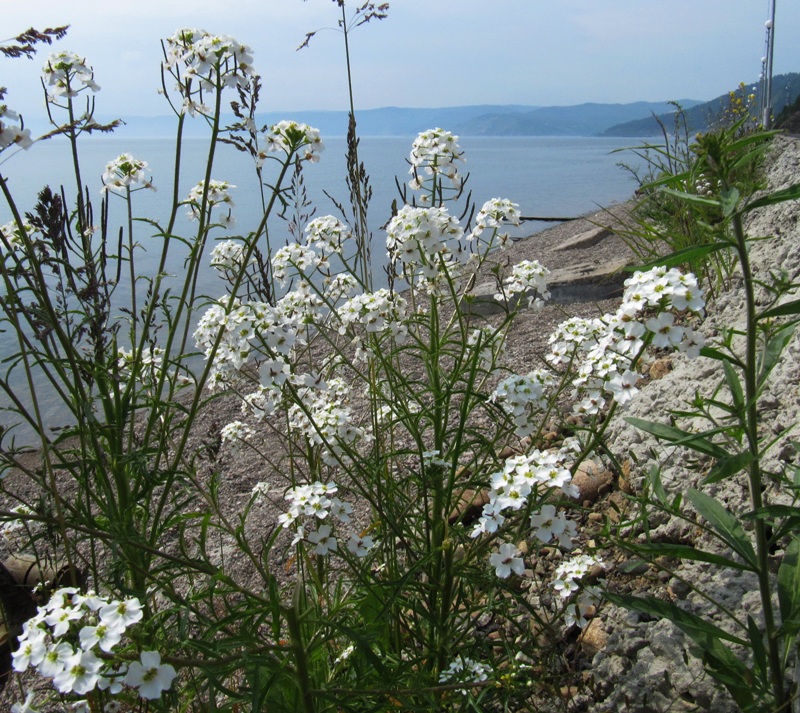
xmin=2 ymin=0 xmax=797 ymax=122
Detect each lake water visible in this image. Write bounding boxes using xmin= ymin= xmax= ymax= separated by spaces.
xmin=0 ymin=133 xmax=645 ymax=442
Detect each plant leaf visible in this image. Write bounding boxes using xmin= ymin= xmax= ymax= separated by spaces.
xmin=659 ymin=187 xmax=722 ymax=209
xmin=747 ymin=615 xmax=769 ymax=691
xmin=623 ymin=242 xmax=730 ymax=273
xmin=720 ymin=187 xmax=740 ymax=217
xmin=777 ymin=537 xmax=800 ymax=637
xmin=687 ymin=489 xmax=757 ymax=568
xmin=604 ymin=592 xmax=748 ymax=646
xmin=758 ymin=298 xmax=800 ymax=321
xmin=758 ymin=323 xmax=796 ymax=387
xmin=722 ymin=360 xmax=744 ymax=415
xmin=624 ymin=541 xmax=756 ymax=572
xmin=743 ymin=182 xmax=800 ymax=212
xmin=698 ymin=345 xmax=745 ymax=370
xmin=702 ymin=451 xmax=755 ymax=485
xmin=626 ymin=417 xmax=730 ymax=459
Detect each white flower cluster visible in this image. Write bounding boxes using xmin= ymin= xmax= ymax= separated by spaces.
xmin=0 ymin=100 xmax=32 ymax=152
xmin=494 ymin=259 xmax=551 ymax=309
xmin=439 ymin=656 xmax=491 ymax=694
xmin=272 ymin=243 xmax=319 ymax=287
xmin=304 ymin=215 xmax=351 ymax=255
xmin=194 ymin=296 xmax=302 ymax=388
xmin=42 ymin=51 xmax=100 ymax=102
xmin=265 ymin=120 xmax=324 ymax=163
xmin=529 ymin=503 xmax=578 ymax=548
xmin=0 ymin=219 xmax=31 ymax=256
xmin=386 ymin=205 xmax=464 ymax=284
xmin=186 ymin=179 xmax=236 ymax=227
xmin=467 ymin=327 xmax=506 ymax=371
xmin=471 ymin=448 xmax=579 ymax=540
xmin=286 ymin=377 xmax=366 ymax=463
xmin=564 ymin=586 xmax=603 ymax=629
xmin=100 ymin=153 xmax=154 ymax=195
xmin=1 ymin=505 xmax=34 ymax=546
xmin=220 ymin=420 xmax=255 ymax=444
xmin=469 ymin=197 xmax=521 ymax=248
xmin=490 ymin=370 xmax=555 ymax=437
xmin=694 ymin=172 xmax=715 ymax=197
xmin=116 ymin=346 xmax=164 ymax=386
xmin=12 ymin=588 xmax=175 ymax=701
xmin=337 ymin=288 xmax=408 ymax=341
xmin=552 ymin=553 xmax=602 ymax=599
xmin=210 ymin=240 xmax=252 ymax=274
xmin=408 ymin=127 xmax=464 ymax=190
xmin=548 ymin=266 xmax=705 ymax=412
xmin=269 ymin=480 xmax=374 ymax=557
xmin=163 ymin=28 xmax=254 ymax=96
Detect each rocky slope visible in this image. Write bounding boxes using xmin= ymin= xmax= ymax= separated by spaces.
xmin=585 ymin=133 xmax=800 ymax=712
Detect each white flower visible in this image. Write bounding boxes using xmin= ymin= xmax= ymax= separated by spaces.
xmin=489 ymin=542 xmax=525 ymax=579
xmin=469 ymin=197 xmax=521 ymax=247
xmin=42 ymin=51 xmax=100 ymax=101
xmin=101 ymin=153 xmax=155 ymax=194
xmin=53 ymin=649 xmax=103 ymax=695
xmin=346 ymin=533 xmax=374 ymax=557
xmin=308 ymin=524 xmax=337 ymax=555
xmin=495 ymin=259 xmax=551 ymax=308
xmin=606 ymin=368 xmax=640 ymax=405
xmin=186 ymin=179 xmax=236 ymax=225
xmin=210 ymin=240 xmax=250 ymax=273
xmin=164 ymin=29 xmax=254 ymax=94
xmin=125 ymin=650 xmax=177 ymax=700
xmin=529 ymin=504 xmax=567 ymax=544
xmin=11 ymin=692 xmax=39 ymax=713
xmin=79 ymin=621 xmax=123 ymax=653
xmin=99 ymin=597 xmax=143 ymax=630
xmin=645 ymin=312 xmax=684 ymax=348
xmin=409 ymin=128 xmax=464 ymax=190
xmin=266 ymin=120 xmax=324 ymax=161
xmin=552 ymin=554 xmax=602 ymax=599
xmin=220 ymin=420 xmax=255 ymax=445
xmin=439 ymin=656 xmax=491 ymax=695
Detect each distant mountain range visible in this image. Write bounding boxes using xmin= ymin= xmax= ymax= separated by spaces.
xmin=107 ymin=72 xmax=799 ymax=140
xmin=599 ymin=72 xmax=800 ymax=136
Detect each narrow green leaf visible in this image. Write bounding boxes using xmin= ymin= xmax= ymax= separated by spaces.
xmin=758 ymin=298 xmax=800 ymax=321
xmin=604 ymin=592 xmax=748 ymax=646
xmin=726 ymin=128 xmax=781 ymax=154
xmin=702 ymin=451 xmax=755 ymax=485
xmin=777 ymin=537 xmax=800 ymax=637
xmin=626 ymin=417 xmax=730 ymax=459
xmin=659 ymin=187 xmax=722 ymax=209
xmin=742 ymin=505 xmax=800 ymax=543
xmin=698 ymin=345 xmax=745 ymax=370
xmin=649 ymin=464 xmax=670 ymax=510
xmin=721 ymin=360 xmax=744 ymax=414
xmin=699 ymin=637 xmax=757 ymax=709
xmin=720 ymin=187 xmax=740 ymax=217
xmin=758 ymin=323 xmax=796 ymax=387
xmin=687 ymin=488 xmax=757 ymax=568
xmin=624 ymin=541 xmax=755 ymax=572
xmin=623 ymin=242 xmax=730 ymax=273
xmin=742 ymin=504 xmax=800 ymax=522
xmin=747 ymin=615 xmax=769 ymax=691
xmin=743 ymin=182 xmax=800 ymax=212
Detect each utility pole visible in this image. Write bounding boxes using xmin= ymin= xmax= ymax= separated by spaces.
xmin=762 ymin=0 xmax=776 ymax=129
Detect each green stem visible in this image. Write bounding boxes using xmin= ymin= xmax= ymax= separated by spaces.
xmin=732 ymin=209 xmax=786 ymax=707
xmin=285 ymin=602 xmax=317 ymax=713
